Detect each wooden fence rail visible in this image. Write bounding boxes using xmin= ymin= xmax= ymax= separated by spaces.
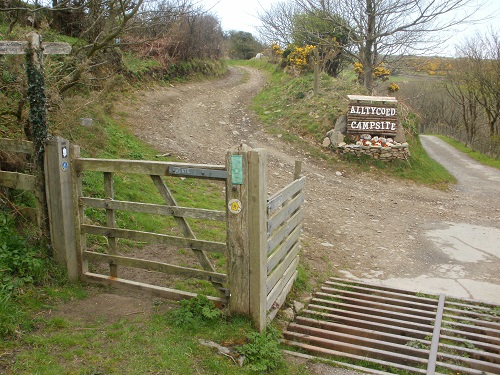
xmin=0 ymin=139 xmax=38 ymax=218
xmin=265 ymin=175 xmax=305 ymax=324
xmin=75 ymin=158 xmax=227 ymax=179
xmin=0 ymin=138 xmax=34 ymax=154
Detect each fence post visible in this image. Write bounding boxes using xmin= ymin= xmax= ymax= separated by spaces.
xmin=226 ymin=145 xmax=251 ymax=315
xmin=44 ymin=136 xmax=78 ymax=281
xmin=248 ymin=149 xmax=268 ymax=332
xmin=71 ymin=144 xmax=88 ymax=277
xmin=226 ymin=145 xmax=268 ymax=330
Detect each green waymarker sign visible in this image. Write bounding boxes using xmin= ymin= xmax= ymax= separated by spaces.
xmin=231 ymin=155 xmax=243 ymax=185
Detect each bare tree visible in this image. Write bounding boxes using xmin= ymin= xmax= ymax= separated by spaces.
xmin=284 ymin=0 xmax=487 ymax=93
xmin=455 ymin=30 xmax=500 ymax=140
xmin=257 ymin=1 xmax=297 ymax=46
xmin=444 ymin=73 xmax=481 ymax=147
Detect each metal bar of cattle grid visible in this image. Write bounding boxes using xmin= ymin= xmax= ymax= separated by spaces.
xmin=284 ymin=278 xmax=500 ymax=374
xmin=427 ymin=293 xmax=445 ymax=375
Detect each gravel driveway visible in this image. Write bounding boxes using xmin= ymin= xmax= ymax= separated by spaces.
xmin=118 ymin=67 xmax=500 ymax=305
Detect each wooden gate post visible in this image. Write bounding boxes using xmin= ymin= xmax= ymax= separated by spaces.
xmin=226 ymin=145 xmax=250 ymax=315
xmin=44 ymin=137 xmax=79 ymax=281
xmin=226 ymin=145 xmax=268 ymax=331
xmin=248 ymin=149 xmax=268 ymax=332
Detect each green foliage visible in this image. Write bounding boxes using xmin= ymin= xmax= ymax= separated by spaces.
xmin=405 ymin=340 xmax=430 ymax=350
xmin=25 ymin=47 xmax=48 ymax=167
xmin=122 ymin=52 xmax=161 ymax=78
xmin=0 ymin=209 xmax=86 ymax=338
xmin=227 ymin=31 xmax=264 ymax=60
xmin=293 ymin=263 xmax=309 ymax=292
xmin=237 ymin=326 xmax=285 ymax=372
xmin=0 ymin=212 xmax=44 ymax=292
xmin=171 ymin=295 xmax=222 ymax=327
xmin=164 ymin=59 xmax=227 ymax=81
xmin=290 ymin=10 xmax=351 ymax=76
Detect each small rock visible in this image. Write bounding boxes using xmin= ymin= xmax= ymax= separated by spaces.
xmin=80 ymin=118 xmax=93 ymax=127
xmin=322 ymin=137 xmax=331 ymax=147
xmin=282 ymin=307 xmax=295 ymax=321
xmin=335 ymin=171 xmax=343 ymax=177
xmin=293 ymin=301 xmax=305 ymax=313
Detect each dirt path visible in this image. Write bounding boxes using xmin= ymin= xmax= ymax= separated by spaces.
xmin=119 ymin=66 xmax=500 ymax=304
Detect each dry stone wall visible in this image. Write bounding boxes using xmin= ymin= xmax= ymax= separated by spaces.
xmin=336 ymin=142 xmax=410 ymax=160
xmin=324 ymin=112 xmax=410 ymax=161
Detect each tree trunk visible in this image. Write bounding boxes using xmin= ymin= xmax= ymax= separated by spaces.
xmin=363 ymin=0 xmax=376 ymax=94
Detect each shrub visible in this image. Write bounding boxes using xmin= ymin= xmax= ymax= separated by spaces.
xmin=237 ymin=326 xmax=284 ymax=372
xmin=0 ymin=210 xmax=48 ymax=337
xmin=0 ymin=212 xmax=44 ymax=292
xmin=172 ymin=294 xmax=222 ymax=327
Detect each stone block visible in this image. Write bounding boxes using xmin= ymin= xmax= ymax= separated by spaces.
xmin=334 ymin=115 xmax=347 ymax=134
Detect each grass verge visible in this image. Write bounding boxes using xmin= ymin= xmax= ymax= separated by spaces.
xmin=435 ymin=135 xmax=500 ymax=169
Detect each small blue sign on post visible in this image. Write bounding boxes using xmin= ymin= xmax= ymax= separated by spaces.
xmin=231 ymin=155 xmax=243 ymax=185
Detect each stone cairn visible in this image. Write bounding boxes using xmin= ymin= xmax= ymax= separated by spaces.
xmin=323 ymin=115 xmax=410 ymax=161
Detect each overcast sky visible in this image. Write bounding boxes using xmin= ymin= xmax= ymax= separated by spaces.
xmin=207 ymin=0 xmax=275 ymax=34
xmin=208 ymin=0 xmax=499 ymax=56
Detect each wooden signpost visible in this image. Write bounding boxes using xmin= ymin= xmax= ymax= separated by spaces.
xmin=0 ymin=33 xmax=71 ymax=240
xmin=0 ymin=39 xmax=72 ymax=55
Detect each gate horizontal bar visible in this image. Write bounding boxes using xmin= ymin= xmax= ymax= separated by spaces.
xmin=81 ymin=197 xmax=225 ymax=221
xmin=168 ymin=166 xmax=227 ymax=180
xmin=0 ymin=138 xmax=33 ymax=154
xmin=82 ymin=272 xmax=227 ymax=304
xmin=75 ymin=158 xmax=226 ymax=176
xmin=0 ymin=171 xmax=36 ymax=192
xmin=84 ymin=251 xmax=227 ymax=283
xmin=82 ymin=225 xmax=226 ymax=253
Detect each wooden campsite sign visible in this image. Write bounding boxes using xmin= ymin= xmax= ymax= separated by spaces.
xmin=347 ymin=95 xmax=398 ymax=137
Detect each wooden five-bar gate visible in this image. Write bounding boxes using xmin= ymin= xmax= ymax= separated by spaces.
xmin=0 ymin=137 xmax=305 ymax=331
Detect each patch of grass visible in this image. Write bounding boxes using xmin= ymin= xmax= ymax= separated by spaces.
xmin=369 ymin=134 xmax=456 ymax=189
xmin=0 ymin=209 xmax=86 ymax=339
xmin=174 ymin=279 xmax=222 ymax=298
xmin=435 ymin=135 xmax=500 ymax=169
xmin=293 ymin=263 xmax=310 ymax=293
xmin=122 ymin=52 xmax=161 ymax=78
xmin=4 ymin=294 xmax=306 ymax=374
